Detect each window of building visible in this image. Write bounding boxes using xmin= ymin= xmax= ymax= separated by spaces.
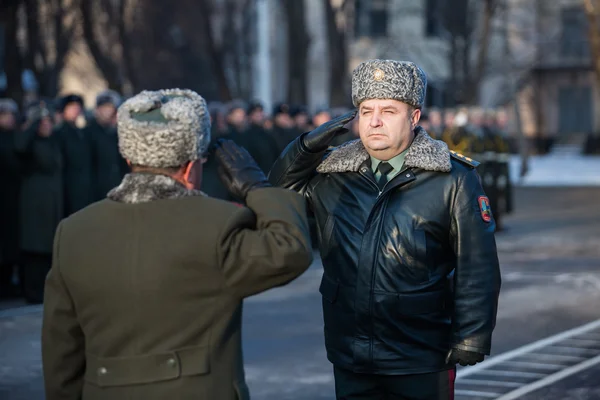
xmin=355 ymin=0 xmax=388 ymax=38
xmin=369 ymin=0 xmax=388 ymax=38
xmin=425 ymin=0 xmax=443 ymax=37
xmin=560 ymin=6 xmax=589 ymax=58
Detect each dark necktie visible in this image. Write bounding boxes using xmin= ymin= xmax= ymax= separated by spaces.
xmin=377 ymin=162 xmax=394 ymax=189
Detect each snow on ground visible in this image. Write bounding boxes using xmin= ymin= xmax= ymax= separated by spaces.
xmin=508 ymin=154 xmax=600 ymax=186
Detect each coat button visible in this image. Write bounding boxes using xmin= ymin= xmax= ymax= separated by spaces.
xmin=167 ymin=357 xmax=177 ymax=367
xmin=97 ymin=367 xmax=107 ymax=376
xmin=405 ymin=173 xmax=411 ymax=178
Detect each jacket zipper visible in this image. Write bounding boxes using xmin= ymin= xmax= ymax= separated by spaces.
xmin=359 ymin=166 xmax=413 ymax=367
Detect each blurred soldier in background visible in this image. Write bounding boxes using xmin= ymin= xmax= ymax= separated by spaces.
xmin=237 ymin=101 xmax=279 ymax=174
xmin=313 ymin=107 xmax=332 ymax=128
xmin=15 ymin=102 xmax=63 ymax=303
xmin=225 ymin=100 xmax=247 ymax=140
xmin=292 ymin=105 xmax=313 ymax=132
xmin=427 ymin=107 xmax=444 ymax=139
xmin=208 ymin=102 xmax=228 ymax=138
xmin=87 ymin=90 xmax=129 ymax=201
xmin=0 ymin=99 xmax=22 ymax=298
xmin=442 ymin=107 xmax=472 ymax=156
xmin=54 ymin=94 xmax=94 ymax=216
xmin=270 ymin=102 xmax=300 ymax=154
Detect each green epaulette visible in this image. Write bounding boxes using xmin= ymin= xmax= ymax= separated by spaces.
xmin=449 ymin=150 xmax=480 ymax=168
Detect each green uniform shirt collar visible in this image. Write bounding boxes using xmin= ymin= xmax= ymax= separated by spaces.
xmin=370 ymin=147 xmax=409 ymax=177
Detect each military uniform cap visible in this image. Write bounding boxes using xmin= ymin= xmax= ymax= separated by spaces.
xmin=117 ymin=88 xmax=211 ymax=168
xmin=351 ymin=59 xmax=427 ymax=108
xmin=96 ymin=90 xmax=122 ymax=108
xmin=57 ymin=94 xmax=84 ymax=112
xmin=247 ymin=100 xmax=264 ymax=114
xmin=0 ymin=98 xmax=18 ymax=114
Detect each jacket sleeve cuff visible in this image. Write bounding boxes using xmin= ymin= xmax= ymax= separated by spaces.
xmin=451 ymin=342 xmax=490 ymax=355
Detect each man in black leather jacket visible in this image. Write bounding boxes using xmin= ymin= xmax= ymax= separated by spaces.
xmin=269 ymin=59 xmax=501 ymax=399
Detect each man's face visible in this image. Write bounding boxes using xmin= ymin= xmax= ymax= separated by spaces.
xmin=227 ymin=108 xmax=246 ymax=127
xmin=443 ymin=112 xmax=454 ymax=127
xmin=63 ymin=103 xmax=82 ymax=122
xmin=313 ymin=111 xmax=331 ymax=127
xmin=274 ymin=113 xmax=293 ymax=128
xmin=496 ymin=111 xmax=508 ymax=129
xmin=38 ymin=117 xmax=53 ymax=138
xmin=358 ymin=99 xmax=420 ymax=160
xmin=294 ymin=113 xmax=310 ymax=127
xmin=429 ymin=110 xmax=442 ymax=127
xmin=249 ymin=109 xmax=265 ymax=125
xmin=470 ymin=112 xmax=483 ymax=127
xmin=95 ymin=104 xmax=117 ymax=127
xmin=0 ymin=112 xmax=16 ymax=130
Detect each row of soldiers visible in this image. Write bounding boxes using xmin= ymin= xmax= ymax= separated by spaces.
xmin=420 ymin=106 xmax=514 ymax=231
xmin=0 ymin=93 xmax=513 ymax=302
xmin=0 ymin=92 xmax=126 ymax=303
xmin=0 ymin=95 xmax=338 ymax=302
xmin=207 ymin=100 xmax=513 ymax=232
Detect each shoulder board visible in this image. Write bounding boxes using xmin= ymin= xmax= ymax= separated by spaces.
xmin=449 ymin=150 xmax=480 ymax=168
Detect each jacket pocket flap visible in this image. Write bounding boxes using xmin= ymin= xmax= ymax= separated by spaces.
xmin=319 ymin=273 xmax=339 ymax=303
xmin=397 ymin=290 xmax=447 ymax=316
xmin=85 ymin=345 xmax=210 ymax=387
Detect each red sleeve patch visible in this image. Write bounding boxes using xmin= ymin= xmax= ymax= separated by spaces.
xmin=478 ymin=195 xmax=493 ymax=222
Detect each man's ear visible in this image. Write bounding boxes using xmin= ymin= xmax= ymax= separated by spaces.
xmin=182 ymin=160 xmax=194 ymax=179
xmin=411 ymin=109 xmax=422 ymax=129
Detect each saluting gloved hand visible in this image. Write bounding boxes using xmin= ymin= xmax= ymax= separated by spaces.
xmin=302 ymin=110 xmax=357 ymax=152
xmin=214 ymin=139 xmax=271 ymax=201
xmin=445 ymin=348 xmax=485 ymax=367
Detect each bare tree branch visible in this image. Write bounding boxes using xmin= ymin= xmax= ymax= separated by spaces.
xmin=324 ymin=0 xmax=350 ymax=107
xmin=117 ymin=0 xmax=138 ymax=93
xmin=283 ymin=0 xmax=310 ymax=104
xmin=197 ymin=0 xmax=232 ymax=100
xmin=80 ymin=0 xmax=122 ymax=90
xmin=465 ymin=0 xmax=498 ymax=103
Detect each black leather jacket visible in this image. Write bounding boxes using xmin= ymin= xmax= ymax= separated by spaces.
xmin=269 ymin=128 xmax=501 ymax=375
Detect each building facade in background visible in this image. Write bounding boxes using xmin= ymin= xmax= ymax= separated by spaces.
xmin=1 ymin=0 xmax=596 ymax=143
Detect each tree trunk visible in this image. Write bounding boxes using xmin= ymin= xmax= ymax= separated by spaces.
xmin=117 ymin=0 xmax=137 ymax=94
xmin=283 ymin=0 xmax=310 ymax=105
xmin=324 ymin=0 xmax=349 ymax=107
xmin=583 ymin=0 xmax=600 ymax=90
xmin=23 ymin=0 xmax=45 ymax=87
xmin=0 ymin=0 xmax=23 ymax=104
xmin=449 ymin=37 xmax=458 ymax=107
xmin=464 ymin=0 xmax=496 ymax=104
xmin=198 ymin=0 xmax=232 ymax=101
xmin=81 ymin=0 xmax=123 ymax=91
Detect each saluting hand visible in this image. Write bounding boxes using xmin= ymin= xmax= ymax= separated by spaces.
xmin=302 ymin=110 xmax=357 ymax=152
xmin=214 ymin=139 xmax=271 ymax=201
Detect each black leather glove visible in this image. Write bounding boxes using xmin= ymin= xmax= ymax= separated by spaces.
xmin=214 ymin=139 xmax=271 ymax=201
xmin=302 ymin=110 xmax=357 ymax=152
xmin=445 ymin=348 xmax=485 ymax=366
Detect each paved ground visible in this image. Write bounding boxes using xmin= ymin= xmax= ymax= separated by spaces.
xmin=1 ymin=186 xmax=600 ymax=399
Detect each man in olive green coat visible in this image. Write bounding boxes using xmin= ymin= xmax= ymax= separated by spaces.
xmin=42 ymin=89 xmax=313 ymax=400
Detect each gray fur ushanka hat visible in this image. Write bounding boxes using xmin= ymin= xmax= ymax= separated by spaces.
xmin=117 ymin=88 xmax=211 ymax=168
xmin=351 ymin=59 xmax=427 ymax=108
